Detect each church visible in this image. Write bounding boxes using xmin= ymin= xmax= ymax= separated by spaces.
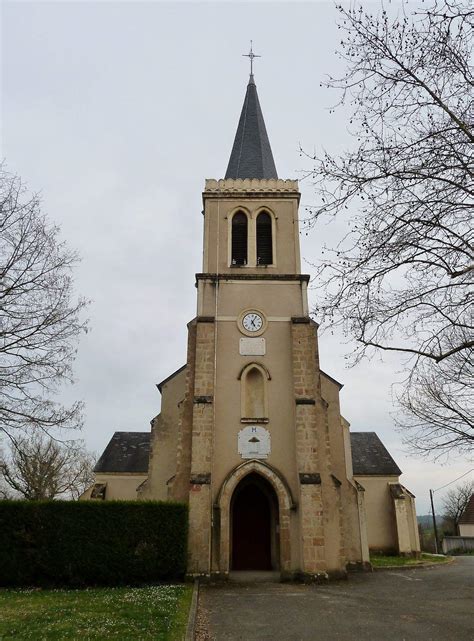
xmin=83 ymin=66 xmax=420 ymax=579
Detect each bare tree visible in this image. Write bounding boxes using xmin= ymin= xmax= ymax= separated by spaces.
xmin=400 ymin=349 xmax=473 ymax=456
xmin=442 ymin=480 xmax=474 ymax=532
xmin=0 ymin=167 xmax=88 ymax=436
xmin=0 ymin=432 xmax=96 ymax=500
xmin=303 ymin=1 xmax=473 ymax=456
xmin=0 ymin=456 xmax=12 ymax=499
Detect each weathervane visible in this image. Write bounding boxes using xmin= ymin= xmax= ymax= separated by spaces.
xmin=243 ymin=40 xmax=261 ymax=77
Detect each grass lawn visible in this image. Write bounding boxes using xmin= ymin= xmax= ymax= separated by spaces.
xmin=0 ymin=584 xmax=192 ymax=641
xmin=370 ymin=552 xmax=451 ymax=567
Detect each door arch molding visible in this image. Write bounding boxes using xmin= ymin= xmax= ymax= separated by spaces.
xmin=215 ymin=460 xmax=295 ymax=573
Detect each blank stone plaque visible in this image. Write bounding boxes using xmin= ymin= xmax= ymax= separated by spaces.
xmin=239 ymin=337 xmax=266 ymax=356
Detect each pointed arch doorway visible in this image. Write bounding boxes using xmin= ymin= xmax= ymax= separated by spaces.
xmin=231 ymin=473 xmax=280 ymax=571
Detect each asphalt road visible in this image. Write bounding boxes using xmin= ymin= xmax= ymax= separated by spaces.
xmin=199 ymin=557 xmax=474 ymax=641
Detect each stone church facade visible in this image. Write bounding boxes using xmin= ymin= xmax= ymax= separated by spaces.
xmin=83 ymin=73 xmax=420 ymax=578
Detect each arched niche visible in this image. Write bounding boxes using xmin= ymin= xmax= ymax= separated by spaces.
xmin=238 ymin=363 xmax=270 ymax=420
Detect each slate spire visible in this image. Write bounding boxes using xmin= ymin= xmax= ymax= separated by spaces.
xmin=225 ymin=75 xmax=278 ymax=180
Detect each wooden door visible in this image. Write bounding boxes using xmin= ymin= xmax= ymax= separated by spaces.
xmin=232 ymin=482 xmax=272 ymax=570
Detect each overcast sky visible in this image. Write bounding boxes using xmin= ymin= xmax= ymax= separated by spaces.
xmin=2 ymin=0 xmax=471 ymax=513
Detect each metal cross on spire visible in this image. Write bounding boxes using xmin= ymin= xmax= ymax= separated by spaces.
xmin=242 ymin=41 xmax=261 ymax=78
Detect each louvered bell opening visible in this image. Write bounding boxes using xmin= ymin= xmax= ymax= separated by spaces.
xmin=232 ymin=212 xmax=248 ymax=266
xmin=257 ymin=213 xmax=273 ymax=265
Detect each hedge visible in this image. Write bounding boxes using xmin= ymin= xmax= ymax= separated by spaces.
xmin=0 ymin=500 xmax=188 ymax=587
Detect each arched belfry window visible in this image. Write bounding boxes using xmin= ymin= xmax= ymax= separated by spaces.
xmin=239 ymin=363 xmax=270 ymax=420
xmin=257 ymin=212 xmax=273 ymax=265
xmin=231 ymin=212 xmax=248 ymax=266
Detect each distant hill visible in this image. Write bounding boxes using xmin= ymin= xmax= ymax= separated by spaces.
xmin=418 ymin=515 xmax=435 ymax=527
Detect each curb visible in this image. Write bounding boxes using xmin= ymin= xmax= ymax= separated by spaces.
xmin=185 ymin=579 xmax=199 ymax=641
xmin=373 ymin=557 xmax=454 ymax=571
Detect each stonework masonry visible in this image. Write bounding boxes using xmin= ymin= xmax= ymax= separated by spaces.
xmin=187 ymin=319 xmax=216 ymax=574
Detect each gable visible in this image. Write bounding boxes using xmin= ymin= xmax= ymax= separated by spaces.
xmin=156 ymin=364 xmax=187 ymax=393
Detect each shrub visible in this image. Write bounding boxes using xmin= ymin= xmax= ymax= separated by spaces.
xmin=0 ymin=500 xmax=188 ymax=587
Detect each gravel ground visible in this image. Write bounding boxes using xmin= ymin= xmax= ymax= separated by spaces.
xmin=194 ymin=594 xmax=213 ymax=641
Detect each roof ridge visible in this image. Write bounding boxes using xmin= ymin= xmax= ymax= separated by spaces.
xmin=113 ymin=430 xmax=150 ymax=435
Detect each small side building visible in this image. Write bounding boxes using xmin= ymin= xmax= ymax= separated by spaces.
xmin=441 ymin=493 xmax=474 ymax=554
xmin=459 ymin=494 xmax=474 ymax=537
xmin=81 ymin=432 xmax=150 ymax=500
xmin=351 ymin=432 xmax=420 ymax=555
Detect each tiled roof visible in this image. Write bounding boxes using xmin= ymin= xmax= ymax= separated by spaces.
xmin=225 ymin=76 xmax=278 ymax=180
xmin=94 ymin=431 xmax=150 ymax=474
xmin=94 ymin=430 xmax=402 ymax=478
xmin=351 ymin=432 xmax=402 ymax=476
xmin=459 ymin=494 xmax=474 ymax=525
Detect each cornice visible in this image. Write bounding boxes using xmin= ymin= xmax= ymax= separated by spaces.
xmin=203 ymin=178 xmax=300 ymax=198
xmin=195 ymin=273 xmax=310 ymax=284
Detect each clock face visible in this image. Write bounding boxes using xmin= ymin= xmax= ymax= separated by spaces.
xmin=242 ymin=312 xmax=263 ymax=333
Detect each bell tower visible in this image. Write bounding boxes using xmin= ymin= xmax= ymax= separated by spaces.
xmin=168 ymin=66 xmax=369 ymax=579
